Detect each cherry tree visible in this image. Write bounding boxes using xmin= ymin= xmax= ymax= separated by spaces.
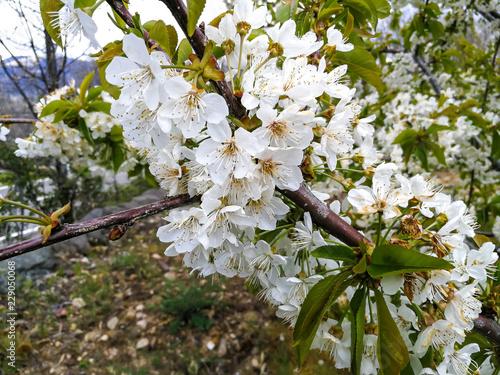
xmin=1 ymin=0 xmax=499 ymax=373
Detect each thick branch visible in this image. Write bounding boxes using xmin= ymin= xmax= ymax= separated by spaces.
xmin=473 ymin=314 xmax=500 ymax=346
xmin=279 ymin=183 xmax=371 ymax=247
xmin=482 ymin=36 xmax=500 ymax=107
xmin=0 ymin=118 xmax=37 ymax=123
xmin=0 ymin=194 xmax=199 ymax=261
xmin=157 ymin=0 xmax=246 ymax=118
xmin=413 ymin=45 xmax=441 ymax=97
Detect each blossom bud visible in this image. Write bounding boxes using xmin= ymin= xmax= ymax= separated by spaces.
xmin=221 ymin=39 xmax=235 ymax=54
xmin=267 ymin=42 xmax=283 ymax=58
xmin=109 ymin=225 xmax=127 ymax=241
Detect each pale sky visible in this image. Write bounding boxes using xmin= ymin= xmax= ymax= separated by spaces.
xmin=0 ymin=0 xmax=228 ymax=59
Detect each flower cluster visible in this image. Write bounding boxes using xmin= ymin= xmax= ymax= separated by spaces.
xmin=97 ymin=0 xmax=499 ymax=373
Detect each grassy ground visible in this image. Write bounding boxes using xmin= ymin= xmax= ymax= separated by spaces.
xmin=0 ymin=216 xmax=347 ymax=374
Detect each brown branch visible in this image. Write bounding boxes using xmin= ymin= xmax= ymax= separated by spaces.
xmin=157 ymin=0 xmax=246 ymax=119
xmin=413 ymin=45 xmax=441 ymax=97
xmin=0 ymin=194 xmax=199 ymax=262
xmin=0 ymin=118 xmax=37 ymax=123
xmin=473 ymin=314 xmax=500 ymax=346
xmin=279 ymin=183 xmax=371 ymax=247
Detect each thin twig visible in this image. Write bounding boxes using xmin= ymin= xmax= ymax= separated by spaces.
xmin=0 ymin=194 xmax=199 ymax=261
xmin=0 ymin=118 xmax=37 ymax=123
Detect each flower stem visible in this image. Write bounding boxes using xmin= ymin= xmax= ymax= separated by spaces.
xmin=1 ymin=199 xmax=50 ymax=220
xmin=161 ymin=64 xmax=199 ymax=71
xmin=225 ymin=51 xmax=236 ymax=92
xmin=0 ymin=215 xmax=48 ymax=225
xmin=376 ymin=211 xmax=383 ymax=246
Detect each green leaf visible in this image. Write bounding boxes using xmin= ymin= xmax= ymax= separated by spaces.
xmin=392 ymin=128 xmax=417 ymax=145
xmin=79 ymin=117 xmax=95 ymax=147
xmin=53 ymin=106 xmax=75 ymax=123
xmin=367 ymin=244 xmax=454 ymax=278
xmin=79 ymin=72 xmax=95 ymax=104
xmin=173 ymin=38 xmax=193 ymax=65
xmin=40 ymin=0 xmax=64 ymax=48
xmin=74 ymin=0 xmax=96 ymax=7
xmin=276 ymin=3 xmax=291 ymax=23
xmin=437 ymin=94 xmax=448 ymax=108
xmin=144 ymin=164 xmax=159 ymax=188
xmin=350 ymin=288 xmax=367 ymax=375
xmin=318 ymin=0 xmax=344 ymax=20
xmin=209 ymin=10 xmax=233 ymax=27
xmin=374 ymin=289 xmax=409 ymax=375
xmin=353 ymin=254 xmax=367 ymax=274
xmin=370 ymin=0 xmax=391 ymax=18
xmin=86 ymin=101 xmax=111 ymax=115
xmin=186 ymin=0 xmax=206 ymax=37
xmin=290 ymin=0 xmax=300 ymax=18
xmin=109 ymin=125 xmax=124 ymax=143
xmin=111 ymin=141 xmax=125 ymax=173
xmin=40 ymin=100 xmax=72 ymax=118
xmin=428 ymin=20 xmax=444 ymax=41
xmin=492 ymin=130 xmax=500 ymax=160
xmin=86 ymin=86 xmax=104 ymax=102
xmin=426 ymin=141 xmax=447 ymax=166
xmin=341 ymin=0 xmax=372 ymax=25
xmin=147 ymin=20 xmax=178 ymax=57
xmin=344 ymin=10 xmax=354 ymax=39
xmin=414 ymin=144 xmax=429 ymax=171
xmin=310 ymin=245 xmax=356 ymax=263
xmin=425 ymin=124 xmax=453 ymax=135
xmin=293 ymin=271 xmax=352 ymax=366
xmin=334 ymin=46 xmax=382 ymax=91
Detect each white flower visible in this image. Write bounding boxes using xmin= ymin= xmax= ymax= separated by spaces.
xmin=157 ymin=208 xmax=207 ymax=255
xmin=436 ymin=343 xmax=479 ymax=375
xmin=233 ymin=0 xmax=267 ymax=30
xmin=205 ymin=14 xmax=237 ymax=46
xmin=0 ymin=125 xmax=9 ymax=141
xmin=106 ymin=34 xmax=167 ymax=110
xmin=51 ymin=0 xmax=100 ymax=49
xmin=255 ymin=147 xmax=304 ymax=191
xmin=326 ymin=27 xmax=354 ymax=52
xmin=444 ymin=284 xmax=481 ymax=330
xmin=244 ymin=188 xmax=289 ymax=230
xmin=348 ymin=172 xmax=409 ymax=219
xmin=254 ymin=104 xmax=315 ymax=149
xmin=157 ymin=76 xmax=229 ymax=138
xmin=266 ymin=20 xmax=323 ymax=58
xmin=316 ymin=111 xmax=355 ymax=170
xmin=413 ymin=320 xmax=465 ymax=358
xmin=290 ymin=212 xmax=327 ymax=252
xmin=195 ymin=120 xmax=261 ymax=185
xmin=148 ymin=150 xmax=182 ymax=196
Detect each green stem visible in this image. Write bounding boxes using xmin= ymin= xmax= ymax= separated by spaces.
xmin=380 ymin=214 xmax=404 ymax=244
xmin=1 ymin=219 xmax=46 ymax=225
xmin=316 ymin=172 xmax=349 ymax=191
xmin=90 ymin=0 xmax=106 ymax=12
xmin=259 ymin=223 xmax=294 ymax=236
xmin=225 ymin=51 xmax=236 ymax=92
xmin=376 ymin=211 xmax=383 ymax=246
xmin=237 ymin=34 xmax=244 ymax=79
xmin=0 ymin=215 xmax=48 ymax=225
xmin=1 ymin=199 xmax=50 ymax=220
xmin=161 ymin=64 xmax=199 ymax=71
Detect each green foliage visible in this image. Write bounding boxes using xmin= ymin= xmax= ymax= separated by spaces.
xmin=374 ymin=289 xmax=409 ymax=374
xmin=186 ymin=0 xmax=206 ymax=37
xmin=40 ymin=0 xmax=64 ymax=47
xmin=367 ymin=244 xmax=454 ymax=278
xmin=310 ymin=245 xmax=357 ymax=263
xmin=350 ymin=288 xmax=367 ymax=374
xmin=334 ymin=46 xmax=383 ymax=91
xmin=293 ymin=271 xmax=352 ymax=365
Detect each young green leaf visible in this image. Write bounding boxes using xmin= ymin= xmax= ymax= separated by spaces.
xmin=367 ymin=244 xmax=453 ymax=278
xmin=173 ymin=39 xmax=193 ymax=65
xmin=310 ymin=245 xmax=356 ymax=263
xmin=78 ymin=117 xmax=95 ymax=147
xmin=350 ymin=288 xmax=367 ymax=374
xmin=187 ymin=0 xmax=206 ymax=37
xmin=334 ymin=46 xmax=383 ymax=91
xmin=293 ymin=271 xmax=352 ymax=366
xmin=40 ymin=0 xmax=64 ymax=48
xmin=40 ymin=100 xmax=72 ymax=118
xmin=374 ymin=289 xmax=409 ymax=374
xmin=79 ymin=72 xmax=95 ymax=104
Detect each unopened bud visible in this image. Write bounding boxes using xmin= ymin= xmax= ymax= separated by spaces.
xmin=109 ymin=225 xmax=127 ymax=241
